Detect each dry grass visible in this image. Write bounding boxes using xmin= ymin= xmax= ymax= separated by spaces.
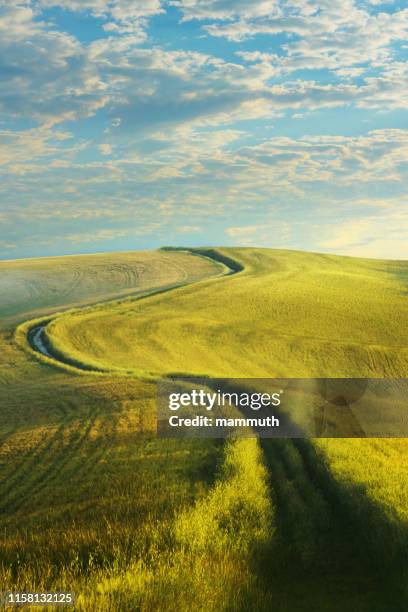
xmin=2 ymin=246 xmax=408 ymax=610
xmin=44 ymin=248 xmax=408 ymax=378
xmin=0 ymin=249 xmax=223 ymax=329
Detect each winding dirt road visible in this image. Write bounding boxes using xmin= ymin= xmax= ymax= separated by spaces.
xmin=27 ymin=248 xmax=240 ymax=369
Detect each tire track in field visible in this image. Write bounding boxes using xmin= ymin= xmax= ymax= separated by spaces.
xmin=0 ymin=406 xmax=103 ymax=515
xmin=199 ymin=374 xmax=401 ymax=608
xmin=26 ymin=404 xmax=122 ymax=496
xmin=259 ymin=437 xmax=401 ymax=609
xmin=261 ymin=439 xmax=330 ymax=564
xmin=60 ymin=266 xmax=82 ymax=297
xmin=0 ymin=419 xmax=71 ymax=513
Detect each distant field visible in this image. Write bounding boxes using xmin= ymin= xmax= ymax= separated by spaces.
xmin=0 ymin=249 xmax=223 ymax=328
xmin=44 ymin=248 xmax=408 ymax=378
xmin=2 ymin=247 xmax=408 ymax=610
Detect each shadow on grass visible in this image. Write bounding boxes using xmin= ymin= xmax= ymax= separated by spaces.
xmin=0 ymin=368 xmax=225 ymax=588
xmin=253 ymin=436 xmax=408 ymax=611
xmin=169 ymin=375 xmax=408 ymax=609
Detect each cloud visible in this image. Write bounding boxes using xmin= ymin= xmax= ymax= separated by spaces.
xmin=171 ymin=0 xmax=281 ymax=22
xmin=234 ymin=129 xmax=408 ymax=187
xmin=0 ymin=125 xmax=73 ymax=165
xmin=40 ymin=0 xmax=164 ymax=34
xmin=99 ymin=143 xmax=113 ymax=155
xmin=190 ymin=0 xmax=408 ymax=87
xmin=0 ymin=241 xmax=16 ymax=249
xmin=320 ymin=206 xmax=408 ymax=259
xmin=225 ymin=222 xmax=292 ymax=246
xmin=40 ymin=0 xmax=163 ymax=18
xmin=0 ymin=4 xmax=97 ymax=124
xmin=177 ymin=225 xmax=201 ymax=233
xmin=91 ymin=45 xmax=408 ymax=137
xmin=0 ymin=0 xmax=406 ymax=259
xmin=225 ymin=225 xmax=260 ymax=238
xmin=1 ymin=2 xmax=406 ymax=137
xmin=1 ymin=127 xmax=406 ymax=237
xmin=64 ymin=228 xmax=130 ymax=243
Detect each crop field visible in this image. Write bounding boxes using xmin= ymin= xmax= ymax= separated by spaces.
xmin=42 ymin=248 xmax=408 ymax=379
xmin=0 ymin=249 xmax=223 ymax=328
xmin=1 ymin=247 xmax=408 ymax=610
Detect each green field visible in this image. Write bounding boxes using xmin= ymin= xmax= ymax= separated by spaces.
xmin=41 ymin=248 xmax=408 ymax=378
xmin=0 ymin=249 xmax=223 ymax=328
xmin=1 ymin=247 xmax=408 ymax=610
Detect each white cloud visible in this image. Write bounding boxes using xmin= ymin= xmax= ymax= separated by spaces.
xmin=177 ymin=225 xmax=201 ymax=233
xmin=0 ymin=0 xmax=406 ymax=259
xmin=40 ymin=0 xmax=164 ymax=34
xmin=0 ymin=4 xmax=96 ymax=123
xmin=0 ymin=1 xmax=406 ymax=137
xmin=0 ymin=240 xmax=17 ymax=249
xmin=321 ymin=207 xmax=408 ymax=259
xmin=0 ymin=125 xmax=72 ymax=165
xmin=171 ymin=0 xmax=281 ymax=21
xmin=64 ymin=228 xmax=130 ymax=243
xmin=99 ymin=143 xmax=113 ymax=155
xmin=189 ymin=0 xmax=408 ymax=85
xmin=234 ymin=129 xmax=408 ymax=186
xmin=225 ymin=222 xmax=292 ymax=246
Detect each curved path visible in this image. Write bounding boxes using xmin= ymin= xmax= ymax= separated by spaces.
xmin=27 ymin=248 xmax=242 ymax=370
xmin=29 ymin=324 xmax=53 ymax=358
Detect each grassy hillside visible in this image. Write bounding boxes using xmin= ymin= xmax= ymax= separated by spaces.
xmin=37 ymin=247 xmax=408 ymax=608
xmin=3 ymin=247 xmax=408 ymax=610
xmin=1 ymin=250 xmax=255 ymax=609
xmin=44 ymin=248 xmax=408 ymax=378
xmin=0 ymin=249 xmax=223 ymax=329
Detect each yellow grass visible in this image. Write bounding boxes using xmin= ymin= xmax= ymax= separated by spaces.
xmin=2 ymin=246 xmax=408 ymax=609
xmin=0 ymin=249 xmax=224 ymax=329
xmin=45 ymin=248 xmax=408 ymax=378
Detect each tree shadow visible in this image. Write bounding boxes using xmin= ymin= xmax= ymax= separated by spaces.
xmin=254 ymin=435 xmax=408 ymax=611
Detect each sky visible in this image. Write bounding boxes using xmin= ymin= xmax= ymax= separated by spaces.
xmin=0 ymin=0 xmax=407 ymax=260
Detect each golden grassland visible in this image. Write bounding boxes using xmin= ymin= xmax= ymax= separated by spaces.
xmin=0 ymin=249 xmax=224 ymax=329
xmin=0 ymin=250 xmax=239 ymax=608
xmin=43 ymin=248 xmax=408 ymax=378
xmin=1 ymin=246 xmax=408 ymax=610
xmin=0 ymin=335 xmax=283 ymax=609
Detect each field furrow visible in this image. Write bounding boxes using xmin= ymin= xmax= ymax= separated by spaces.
xmin=1 ymin=246 xmax=407 ymax=609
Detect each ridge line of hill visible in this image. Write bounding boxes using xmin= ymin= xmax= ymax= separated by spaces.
xmin=17 ymin=248 xmax=243 ymax=376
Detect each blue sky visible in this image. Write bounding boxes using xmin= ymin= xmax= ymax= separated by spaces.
xmin=0 ymin=0 xmax=407 ymax=259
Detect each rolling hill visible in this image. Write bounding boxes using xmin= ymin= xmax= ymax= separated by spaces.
xmin=0 ymin=249 xmax=223 ymax=329
xmin=2 ymin=246 xmax=408 ymax=610
xmin=41 ymin=247 xmax=408 ymax=379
